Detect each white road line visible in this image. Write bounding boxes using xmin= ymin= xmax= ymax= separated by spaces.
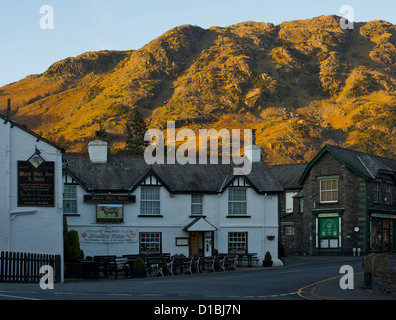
xmin=0 ymin=293 xmax=41 ymax=300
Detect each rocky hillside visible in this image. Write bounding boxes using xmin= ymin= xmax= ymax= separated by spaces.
xmin=1 ymin=15 xmax=396 ymax=164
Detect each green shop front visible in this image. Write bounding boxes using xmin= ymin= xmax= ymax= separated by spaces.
xmin=314 ymin=210 xmax=343 ymax=253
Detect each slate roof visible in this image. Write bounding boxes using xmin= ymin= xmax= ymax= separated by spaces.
xmin=63 ymin=154 xmax=284 ymax=194
xmin=299 ymin=145 xmax=396 ymax=184
xmin=269 ymin=163 xmax=307 ymax=190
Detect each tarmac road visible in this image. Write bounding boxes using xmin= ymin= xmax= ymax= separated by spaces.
xmin=0 ymin=254 xmax=395 ymax=302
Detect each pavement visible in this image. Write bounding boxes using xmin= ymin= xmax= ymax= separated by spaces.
xmin=283 ymin=254 xmax=396 ymax=300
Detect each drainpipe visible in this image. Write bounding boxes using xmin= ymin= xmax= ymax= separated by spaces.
xmin=6 ymin=98 xmax=12 ymax=251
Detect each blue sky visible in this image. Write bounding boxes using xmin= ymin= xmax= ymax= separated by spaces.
xmin=0 ymin=0 xmax=395 ymax=87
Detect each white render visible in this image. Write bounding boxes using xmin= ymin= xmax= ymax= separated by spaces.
xmin=65 ymin=174 xmax=281 ymax=265
xmin=0 ymin=117 xmax=64 ymax=277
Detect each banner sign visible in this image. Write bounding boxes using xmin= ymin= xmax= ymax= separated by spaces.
xmin=17 ymin=161 xmax=55 ymax=207
xmin=79 ymin=229 xmax=138 ymax=243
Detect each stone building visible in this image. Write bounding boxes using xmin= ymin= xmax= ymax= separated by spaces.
xmin=297 ymin=145 xmax=396 ymax=255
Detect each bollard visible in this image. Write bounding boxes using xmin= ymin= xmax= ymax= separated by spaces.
xmin=352 ymin=248 xmax=356 ymax=256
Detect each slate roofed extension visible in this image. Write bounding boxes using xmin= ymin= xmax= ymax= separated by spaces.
xmin=269 ymin=163 xmax=307 ymax=190
xmin=63 ymin=153 xmax=284 ymax=194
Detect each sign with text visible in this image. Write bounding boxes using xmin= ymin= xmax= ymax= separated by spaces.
xmin=17 ymin=161 xmax=55 ymax=207
xmin=84 ymin=194 xmax=136 ymax=203
xmin=79 ymin=229 xmax=138 ymax=243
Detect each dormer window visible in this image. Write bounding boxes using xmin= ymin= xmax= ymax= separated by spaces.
xmin=140 ymin=187 xmax=160 ymax=215
xmin=385 ymin=184 xmax=392 ymax=205
xmin=228 ymin=188 xmax=247 ymax=215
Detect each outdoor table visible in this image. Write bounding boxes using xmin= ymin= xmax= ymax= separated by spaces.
xmin=236 ymin=253 xmax=255 ymax=268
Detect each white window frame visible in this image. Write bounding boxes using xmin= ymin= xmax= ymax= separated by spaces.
xmin=140 ymin=187 xmax=160 ymax=215
xmin=228 ymin=188 xmax=247 ymax=215
xmin=320 ymin=179 xmax=338 ymax=203
xmin=63 ymin=184 xmax=77 ymax=214
xmin=228 ymin=232 xmax=247 ymax=253
xmin=140 ymin=232 xmax=161 ymax=254
xmin=191 ymin=194 xmax=203 ymax=215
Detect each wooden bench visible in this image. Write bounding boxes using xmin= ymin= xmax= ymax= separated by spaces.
xmin=145 ymin=254 xmax=170 ymax=277
xmin=172 ymin=255 xmax=193 ymax=275
xmin=197 ymin=256 xmax=215 ymax=273
xmin=224 ymin=255 xmax=237 ymax=271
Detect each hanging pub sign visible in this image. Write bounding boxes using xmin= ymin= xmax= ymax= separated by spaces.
xmin=96 ymin=204 xmax=124 ymax=222
xmin=17 ymin=158 xmax=55 ymax=207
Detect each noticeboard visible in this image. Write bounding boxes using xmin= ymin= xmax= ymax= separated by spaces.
xmin=17 ymin=161 xmax=55 ymax=207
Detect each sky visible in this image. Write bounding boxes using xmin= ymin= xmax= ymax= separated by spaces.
xmin=0 ymin=0 xmax=395 ymax=87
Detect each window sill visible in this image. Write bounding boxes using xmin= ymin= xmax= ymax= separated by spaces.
xmin=189 ymin=215 xmax=206 ymax=218
xmin=226 ymin=215 xmax=251 ymax=218
xmin=64 ymin=213 xmax=80 ymax=216
xmin=138 ymin=214 xmax=163 ymax=218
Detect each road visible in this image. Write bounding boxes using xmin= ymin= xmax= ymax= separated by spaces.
xmin=0 ymin=256 xmax=370 ymax=301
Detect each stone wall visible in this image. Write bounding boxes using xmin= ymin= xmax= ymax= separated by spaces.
xmin=372 ymin=267 xmax=396 ymax=296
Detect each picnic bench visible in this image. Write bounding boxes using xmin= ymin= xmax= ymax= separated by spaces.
xmin=236 ymin=253 xmax=259 ymax=268
xmin=93 ymin=255 xmax=129 ymax=279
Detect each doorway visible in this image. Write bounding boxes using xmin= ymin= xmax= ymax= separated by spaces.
xmin=190 ymin=232 xmax=203 ymax=257
xmin=189 ymin=231 xmax=213 ymax=257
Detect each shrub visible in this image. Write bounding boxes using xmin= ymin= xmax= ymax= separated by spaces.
xmin=134 ymin=257 xmax=147 ymax=270
xmin=64 ymin=230 xmax=83 ymax=263
xmin=264 ymin=251 xmax=272 ymax=262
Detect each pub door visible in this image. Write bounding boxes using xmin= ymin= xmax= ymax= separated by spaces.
xmin=190 ymin=232 xmax=204 ymax=257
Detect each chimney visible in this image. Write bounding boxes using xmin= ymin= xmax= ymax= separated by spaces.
xmin=245 ymin=129 xmax=261 ymax=163
xmin=88 ymin=131 xmax=108 ymax=163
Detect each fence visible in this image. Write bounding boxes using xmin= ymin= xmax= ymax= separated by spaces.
xmin=0 ymin=251 xmax=61 ymax=283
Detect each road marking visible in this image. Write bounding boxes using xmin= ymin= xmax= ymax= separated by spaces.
xmin=297 ymin=275 xmax=343 ymax=300
xmin=0 ymin=293 xmax=41 ymax=300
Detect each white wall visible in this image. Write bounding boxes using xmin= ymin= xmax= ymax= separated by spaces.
xmin=0 ymin=122 xmax=64 ymax=261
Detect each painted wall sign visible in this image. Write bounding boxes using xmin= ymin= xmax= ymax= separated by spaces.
xmin=96 ymin=204 xmax=123 ymax=222
xmin=84 ymin=194 xmax=136 ymax=203
xmin=17 ymin=161 xmax=55 ymax=207
xmin=79 ymin=229 xmax=138 ymax=243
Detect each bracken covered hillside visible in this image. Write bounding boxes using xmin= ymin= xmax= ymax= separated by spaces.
xmin=1 ymin=15 xmax=396 ymax=164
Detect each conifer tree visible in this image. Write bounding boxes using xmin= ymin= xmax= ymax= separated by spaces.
xmin=124 ymin=108 xmax=149 ymax=155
